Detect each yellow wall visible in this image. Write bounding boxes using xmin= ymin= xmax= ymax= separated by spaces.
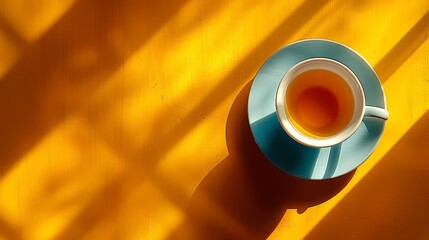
xmin=0 ymin=0 xmax=427 ymax=239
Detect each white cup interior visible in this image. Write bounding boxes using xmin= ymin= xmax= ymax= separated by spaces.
xmin=275 ymin=58 xmax=365 ymax=148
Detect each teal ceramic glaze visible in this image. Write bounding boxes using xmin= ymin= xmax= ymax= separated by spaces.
xmin=248 ymin=39 xmax=386 ymax=180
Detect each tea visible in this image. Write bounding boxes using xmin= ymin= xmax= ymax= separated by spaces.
xmin=285 ymin=69 xmax=355 ymax=138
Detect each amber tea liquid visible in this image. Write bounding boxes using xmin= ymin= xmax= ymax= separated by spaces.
xmin=285 ymin=69 xmax=355 ymax=138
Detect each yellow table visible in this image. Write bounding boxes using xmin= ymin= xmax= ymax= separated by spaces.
xmin=0 ymin=0 xmax=428 ymax=239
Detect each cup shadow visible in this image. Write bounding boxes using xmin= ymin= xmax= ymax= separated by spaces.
xmin=168 ymin=82 xmax=355 ymax=240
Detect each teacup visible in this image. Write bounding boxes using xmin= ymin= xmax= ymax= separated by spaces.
xmin=276 ymin=58 xmax=388 ymax=148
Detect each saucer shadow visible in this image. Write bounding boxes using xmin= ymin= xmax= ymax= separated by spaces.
xmin=168 ymin=82 xmax=355 ymax=240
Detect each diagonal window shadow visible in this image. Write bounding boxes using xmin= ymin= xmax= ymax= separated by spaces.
xmin=304 ymin=110 xmax=429 ymax=239
xmin=125 ymin=0 xmax=330 ymax=182
xmin=52 ymin=177 xmax=126 ymax=240
xmin=162 ymin=9 xmax=428 ymax=237
xmin=0 ymin=14 xmax=28 ymax=48
xmin=51 ymin=1 xmax=332 ymax=238
xmin=0 ymin=216 xmax=22 ymax=240
xmin=76 ymin=5 xmax=428 ymax=240
xmin=375 ymin=11 xmax=429 ymax=83
xmin=0 ymin=0 xmax=187 ymax=179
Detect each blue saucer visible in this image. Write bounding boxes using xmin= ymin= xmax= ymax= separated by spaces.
xmin=248 ymin=39 xmax=386 ymax=180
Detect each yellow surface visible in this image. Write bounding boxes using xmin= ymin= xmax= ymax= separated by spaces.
xmin=0 ymin=0 xmax=428 ymax=239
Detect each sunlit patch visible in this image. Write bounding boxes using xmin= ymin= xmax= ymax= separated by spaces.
xmin=156 ymin=105 xmax=230 ymax=205
xmin=83 ymin=39 xmax=163 ymax=154
xmin=79 ymin=0 xmax=304 ymax=161
xmin=74 ymin=180 xmax=184 ymax=240
xmin=303 ymin=0 xmax=428 ymax=66
xmin=0 ymin=116 xmax=125 ymax=239
xmin=161 ymin=0 xmax=300 ymax=113
xmin=122 ymin=181 xmax=183 ymax=240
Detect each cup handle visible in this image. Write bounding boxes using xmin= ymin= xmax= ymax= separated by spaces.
xmin=364 ymin=106 xmax=389 ymax=120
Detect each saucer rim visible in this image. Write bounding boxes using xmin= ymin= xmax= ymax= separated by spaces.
xmin=247 ymin=39 xmax=387 ymax=180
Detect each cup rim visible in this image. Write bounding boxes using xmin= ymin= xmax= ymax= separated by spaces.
xmin=275 ymin=57 xmax=365 ymax=148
